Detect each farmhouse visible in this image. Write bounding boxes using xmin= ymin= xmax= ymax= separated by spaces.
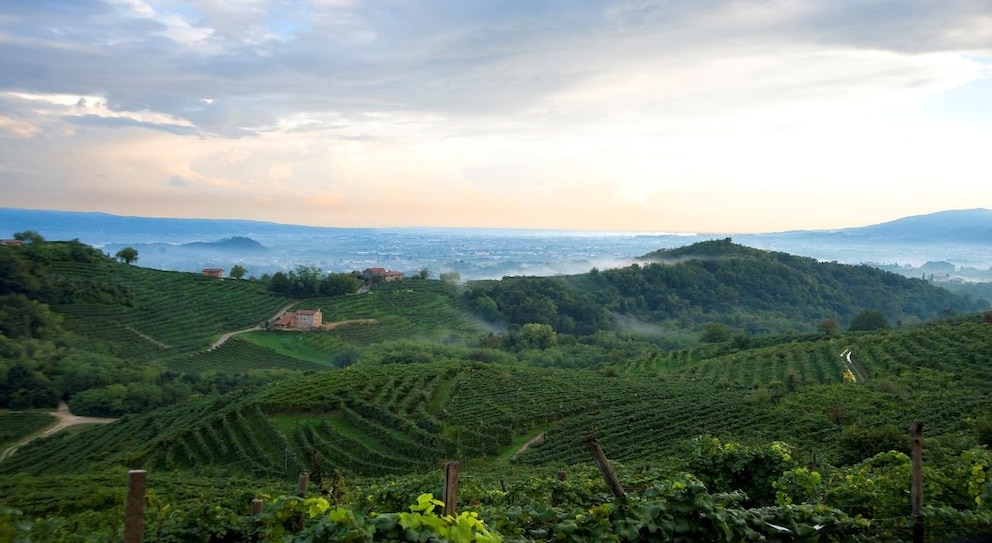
xmin=0 ymin=239 xmax=23 ymax=247
xmin=362 ymin=267 xmax=405 ymax=282
xmin=202 ymin=268 xmax=224 ymax=278
xmin=272 ymin=309 xmax=323 ymax=330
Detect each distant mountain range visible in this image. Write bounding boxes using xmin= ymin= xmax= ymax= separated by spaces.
xmin=2 ymin=207 xmax=990 ymax=244
xmin=1 ymin=207 xmax=990 ymax=280
xmin=808 ymin=208 xmax=992 ymax=243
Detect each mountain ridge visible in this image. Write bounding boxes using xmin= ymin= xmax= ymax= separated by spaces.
xmin=4 ymin=206 xmax=992 ymax=241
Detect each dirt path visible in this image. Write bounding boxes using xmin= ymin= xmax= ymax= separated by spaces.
xmin=208 ymin=303 xmax=296 ymax=351
xmin=510 ymin=431 xmax=546 ymax=460
xmin=127 ymin=325 xmax=170 ymax=349
xmin=0 ymin=401 xmax=116 ymax=462
xmin=321 ymin=319 xmax=378 ymax=330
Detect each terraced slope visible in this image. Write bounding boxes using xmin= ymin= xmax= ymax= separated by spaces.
xmin=4 ymin=314 xmax=990 ymax=479
xmin=48 ymin=261 xmax=292 ymax=360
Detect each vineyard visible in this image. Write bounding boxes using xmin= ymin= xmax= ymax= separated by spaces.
xmin=3 ymin=240 xmax=992 ymax=541
xmin=5 ymin=315 xmax=992 ymax=481
xmin=304 ymin=281 xmax=486 ymax=344
xmin=165 ymin=337 xmax=328 ymax=373
xmin=47 ymin=261 xmax=293 ymax=360
xmin=0 ymin=410 xmax=54 ymax=449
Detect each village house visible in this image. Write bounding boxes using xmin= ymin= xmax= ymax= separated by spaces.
xmin=362 ymin=267 xmax=405 ymax=282
xmin=0 ymin=239 xmax=24 ymax=247
xmin=202 ymin=268 xmax=224 ymax=278
xmin=272 ymin=309 xmax=323 ymax=330
xmin=294 ymin=309 xmax=322 ymax=329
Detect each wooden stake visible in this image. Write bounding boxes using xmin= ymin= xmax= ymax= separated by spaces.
xmin=584 ymin=434 xmax=625 ymax=500
xmin=443 ymin=461 xmax=460 ymax=517
xmin=252 ymin=499 xmax=264 ymax=515
xmin=123 ymin=469 xmax=148 ymax=543
xmin=297 ymin=471 xmax=309 ymax=498
xmin=910 ymin=421 xmax=924 ymax=543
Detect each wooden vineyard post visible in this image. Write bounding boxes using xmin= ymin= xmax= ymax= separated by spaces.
xmin=584 ymin=434 xmax=626 ymax=500
xmin=443 ymin=461 xmax=460 ymax=517
xmin=123 ymin=469 xmax=148 ymax=543
xmin=252 ymin=499 xmax=265 ymax=515
xmin=910 ymin=421 xmax=924 ymax=543
xmin=297 ymin=471 xmax=309 ymax=498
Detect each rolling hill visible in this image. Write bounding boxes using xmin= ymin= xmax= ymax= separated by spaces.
xmin=3 ymin=236 xmax=992 ymax=541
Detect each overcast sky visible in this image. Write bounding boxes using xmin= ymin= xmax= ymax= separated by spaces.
xmin=1 ymin=1 xmax=990 ymax=232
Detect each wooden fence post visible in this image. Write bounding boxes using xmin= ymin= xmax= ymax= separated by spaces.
xmin=910 ymin=421 xmax=924 ymax=543
xmin=584 ymin=434 xmax=625 ymax=500
xmin=252 ymin=499 xmax=265 ymax=515
xmin=297 ymin=471 xmax=309 ymax=498
xmin=443 ymin=461 xmax=460 ymax=517
xmin=123 ymin=469 xmax=148 ymax=543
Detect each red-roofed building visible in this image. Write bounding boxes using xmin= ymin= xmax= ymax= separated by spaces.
xmin=362 ymin=267 xmax=405 ymax=282
xmin=272 ymin=309 xmax=322 ymax=330
xmin=202 ymin=268 xmax=225 ymax=278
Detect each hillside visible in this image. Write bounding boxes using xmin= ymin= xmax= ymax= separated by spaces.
xmin=6 ymin=310 xmax=992 ymax=478
xmin=466 ymin=238 xmax=987 ymax=337
xmin=3 ymin=237 xmax=992 ymax=540
xmin=835 ymin=208 xmax=992 ymax=243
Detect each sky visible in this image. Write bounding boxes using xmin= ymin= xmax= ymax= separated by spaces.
xmin=1 ymin=1 xmax=991 ymax=233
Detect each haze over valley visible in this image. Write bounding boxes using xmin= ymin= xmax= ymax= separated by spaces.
xmin=4 ymin=207 xmax=992 ymax=285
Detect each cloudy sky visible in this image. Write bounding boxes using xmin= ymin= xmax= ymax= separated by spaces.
xmin=1 ymin=1 xmax=990 ymax=232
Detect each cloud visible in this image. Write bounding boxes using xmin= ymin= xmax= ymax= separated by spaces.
xmin=0 ymin=1 xmax=990 ymax=231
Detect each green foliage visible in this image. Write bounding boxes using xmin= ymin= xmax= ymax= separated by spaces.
xmin=258 ymin=493 xmax=502 ymax=542
xmin=848 ymin=310 xmax=889 ymax=332
xmin=700 ymin=322 xmax=735 ymax=343
xmin=465 ymin=240 xmax=986 ymax=337
xmin=229 ymin=264 xmax=247 ymax=280
xmin=0 ymin=293 xmax=62 ymax=339
xmin=0 ymin=410 xmax=54 ymax=448
xmin=114 ymin=246 xmax=139 ymax=265
xmin=681 ymin=437 xmax=796 ymax=506
xmin=440 ymin=271 xmax=462 ymax=283
xmin=266 ymin=266 xmax=362 ymax=297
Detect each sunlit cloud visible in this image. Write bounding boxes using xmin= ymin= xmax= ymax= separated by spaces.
xmin=0 ymin=0 xmax=990 ymax=232
xmin=5 ymin=91 xmax=195 ymax=129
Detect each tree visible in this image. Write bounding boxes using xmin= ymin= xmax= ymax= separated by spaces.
xmin=848 ymin=309 xmax=889 ymax=332
xmin=229 ymin=264 xmax=247 ymax=280
xmin=818 ymin=318 xmax=839 ymax=336
xmin=13 ymin=230 xmax=44 ymax=244
xmin=700 ymin=322 xmax=734 ymax=343
xmin=519 ymin=323 xmax=557 ymax=350
xmin=115 ymin=247 xmax=139 ymax=265
xmin=439 ymin=271 xmax=461 ymax=283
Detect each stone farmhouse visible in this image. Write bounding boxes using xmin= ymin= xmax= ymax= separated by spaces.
xmin=272 ymin=309 xmax=323 ymax=330
xmin=362 ymin=267 xmax=405 ymax=282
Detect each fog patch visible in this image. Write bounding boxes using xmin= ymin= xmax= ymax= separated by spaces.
xmin=612 ymin=313 xmax=670 ymax=336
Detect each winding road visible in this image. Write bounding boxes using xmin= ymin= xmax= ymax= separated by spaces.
xmin=839 ymin=347 xmax=868 ymax=383
xmin=208 ymin=303 xmax=296 ymax=351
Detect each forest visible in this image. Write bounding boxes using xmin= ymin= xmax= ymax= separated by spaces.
xmin=1 ymin=234 xmax=991 ymax=541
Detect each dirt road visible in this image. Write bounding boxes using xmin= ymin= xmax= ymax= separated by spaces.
xmin=208 ymin=303 xmax=296 ymax=351
xmin=0 ymin=401 xmax=116 ymax=462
